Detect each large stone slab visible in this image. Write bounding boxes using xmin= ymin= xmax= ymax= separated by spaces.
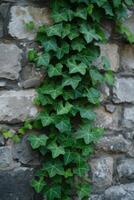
xmin=9 ymin=6 xmax=51 ymax=40
xmin=0 ymin=90 xmax=37 ymax=123
xmin=123 ymin=107 xmax=134 ymax=128
xmin=0 ymin=167 xmax=34 ymax=200
xmin=0 ymin=43 xmax=22 ymax=80
xmin=113 ymin=78 xmax=134 ymax=103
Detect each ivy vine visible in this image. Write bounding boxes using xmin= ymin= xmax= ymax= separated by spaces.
xmin=26 ymin=0 xmax=134 ymax=199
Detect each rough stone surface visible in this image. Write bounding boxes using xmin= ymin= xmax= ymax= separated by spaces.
xmin=88 ymin=195 xmax=103 ymax=200
xmin=0 ymin=135 xmax=4 ymax=146
xmin=0 ymin=43 xmax=22 ymax=80
xmin=95 ymin=106 xmax=120 ymax=129
xmin=125 ymin=13 xmax=134 ymax=34
xmin=0 ymin=90 xmax=37 ymax=123
xmin=96 ymin=135 xmax=131 ymax=153
xmin=105 ymin=104 xmax=116 ymax=113
xmin=105 ymin=183 xmax=134 ymax=200
xmin=121 ymin=45 xmax=134 ymax=71
xmin=90 ymin=156 xmax=113 ymax=191
xmin=9 ymin=6 xmax=51 ymax=40
xmin=0 ymin=167 xmax=34 ymax=200
xmin=0 ymin=146 xmax=13 ymax=169
xmin=113 ymin=78 xmax=134 ymax=103
xmin=123 ymin=107 xmax=134 ymax=128
xmin=117 ymin=159 xmax=134 ymax=179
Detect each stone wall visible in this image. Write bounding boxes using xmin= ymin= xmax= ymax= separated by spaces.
xmin=0 ymin=0 xmax=134 ymax=200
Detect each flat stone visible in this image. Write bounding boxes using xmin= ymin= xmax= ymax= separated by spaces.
xmin=0 ymin=43 xmax=22 ymax=80
xmin=123 ymin=107 xmax=134 ymax=128
xmin=117 ymin=159 xmax=134 ymax=179
xmin=96 ymin=135 xmax=131 ymax=153
xmin=113 ymin=78 xmax=134 ymax=103
xmin=90 ymin=156 xmax=113 ymax=191
xmin=0 ymin=167 xmax=34 ymax=200
xmin=105 ymin=183 xmax=134 ymax=200
xmin=0 ymin=90 xmax=37 ymax=123
xmin=121 ymin=45 xmax=134 ymax=71
xmin=9 ymin=6 xmax=51 ymax=40
xmin=0 ymin=146 xmax=13 ymax=169
xmin=96 ymin=43 xmax=119 ymax=72
xmin=12 ymin=134 xmax=39 ymax=165
xmin=95 ymin=106 xmax=120 ymax=129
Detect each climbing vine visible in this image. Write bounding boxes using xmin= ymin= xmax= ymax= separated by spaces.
xmin=27 ymin=0 xmax=134 ymax=199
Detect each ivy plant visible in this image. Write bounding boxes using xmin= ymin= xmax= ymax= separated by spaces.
xmin=27 ymin=0 xmax=134 ymax=199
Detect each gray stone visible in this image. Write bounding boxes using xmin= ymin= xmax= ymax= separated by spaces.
xmin=0 ymin=167 xmax=34 ymax=200
xmin=123 ymin=107 xmax=134 ymax=128
xmin=88 ymin=195 xmax=103 ymax=200
xmin=113 ymin=78 xmax=134 ymax=103
xmin=13 ymin=134 xmax=39 ymax=165
xmin=0 ymin=135 xmax=4 ymax=146
xmin=21 ymin=78 xmax=42 ymax=88
xmin=121 ymin=45 xmax=134 ymax=71
xmin=0 ymin=43 xmax=22 ymax=80
xmin=117 ymin=159 xmax=134 ymax=179
xmin=125 ymin=13 xmax=134 ymax=34
xmin=0 ymin=19 xmax=3 ymax=38
xmin=96 ymin=43 xmax=119 ymax=72
xmin=100 ymin=84 xmax=110 ymax=102
xmin=105 ymin=104 xmax=116 ymax=113
xmin=0 ymin=146 xmax=13 ymax=169
xmin=9 ymin=6 xmax=51 ymax=40
xmin=95 ymin=106 xmax=120 ymax=129
xmin=90 ymin=156 xmax=113 ymax=191
xmin=0 ymin=90 xmax=37 ymax=123
xmin=96 ymin=135 xmax=131 ymax=153
xmin=105 ymin=183 xmax=134 ymax=200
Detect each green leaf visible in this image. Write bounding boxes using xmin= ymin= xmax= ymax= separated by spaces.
xmin=103 ymin=2 xmax=114 ymax=16
xmin=28 ymin=134 xmax=48 ymax=149
xmin=46 ymin=23 xmax=63 ymax=37
xmin=101 ymin=56 xmax=111 ymax=70
xmin=28 ymin=49 xmax=37 ymax=62
xmin=80 ymin=23 xmax=100 ymax=43
xmin=76 ymin=124 xmax=92 ymax=144
xmin=64 ymin=150 xmax=75 ymax=165
xmin=104 ymin=71 xmax=114 ymax=85
xmin=36 ymin=53 xmax=50 ymax=67
xmin=43 ymin=161 xmax=64 ymax=177
xmin=67 ymin=58 xmax=87 ymax=75
xmin=51 ymin=10 xmax=68 ymax=23
xmin=43 ymin=38 xmax=57 ymax=52
xmin=55 ymin=116 xmax=71 ymax=133
xmin=57 ymin=101 xmax=73 ymax=115
xmin=77 ymin=183 xmax=91 ymax=199
xmin=48 ymin=142 xmax=65 ymax=158
xmin=84 ymin=87 xmax=100 ymax=104
xmin=73 ymin=162 xmax=89 ymax=176
xmin=25 ymin=21 xmax=35 ymax=30
xmin=75 ymin=7 xmax=87 ymax=19
xmin=48 ymin=64 xmax=63 ymax=77
xmin=3 ymin=131 xmax=13 ymax=139
xmin=61 ymin=24 xmax=71 ymax=38
xmin=90 ymin=69 xmax=104 ymax=85
xmin=79 ymin=107 xmax=96 ymax=120
xmin=37 ymin=112 xmax=54 ymax=127
xmin=68 ymin=25 xmax=80 ymax=40
xmin=32 ymin=178 xmax=45 ymax=193
xmin=62 ymin=75 xmax=81 ymax=89
xmin=71 ymin=38 xmax=86 ymax=52
xmin=45 ymin=186 xmax=61 ymax=200
xmin=56 ymin=42 xmax=69 ymax=59
xmin=64 ymin=169 xmax=73 ymax=178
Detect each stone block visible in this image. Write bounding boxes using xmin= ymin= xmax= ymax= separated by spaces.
xmin=0 ymin=90 xmax=37 ymax=123
xmin=90 ymin=156 xmax=113 ymax=191
xmin=123 ymin=107 xmax=134 ymax=128
xmin=117 ymin=159 xmax=134 ymax=179
xmin=121 ymin=45 xmax=134 ymax=71
xmin=113 ymin=78 xmax=134 ymax=103
xmin=0 ymin=146 xmax=13 ymax=169
xmin=9 ymin=6 xmax=51 ymax=40
xmin=0 ymin=43 xmax=22 ymax=80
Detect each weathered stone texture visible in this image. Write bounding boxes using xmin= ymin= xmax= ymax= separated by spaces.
xmin=0 ymin=146 xmax=13 ymax=169
xmin=121 ymin=45 xmax=134 ymax=71
xmin=113 ymin=78 xmax=134 ymax=103
xmin=0 ymin=90 xmax=37 ymax=123
xmin=117 ymin=159 xmax=134 ymax=179
xmin=9 ymin=6 xmax=51 ymax=40
xmin=123 ymin=107 xmax=134 ymax=128
xmin=88 ymin=195 xmax=103 ymax=200
xmin=0 ymin=43 xmax=22 ymax=80
xmin=90 ymin=156 xmax=113 ymax=191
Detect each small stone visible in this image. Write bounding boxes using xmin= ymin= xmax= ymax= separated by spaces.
xmin=96 ymin=135 xmax=131 ymax=153
xmin=117 ymin=159 xmax=134 ymax=179
xmin=123 ymin=107 xmax=134 ymax=128
xmin=105 ymin=104 xmax=116 ymax=113
xmin=95 ymin=106 xmax=120 ymax=129
xmin=88 ymin=195 xmax=103 ymax=200
xmin=0 ymin=167 xmax=34 ymax=200
xmin=0 ymin=146 xmax=13 ymax=169
xmin=9 ymin=6 xmax=51 ymax=40
xmin=90 ymin=156 xmax=113 ymax=191
xmin=0 ymin=90 xmax=37 ymax=123
xmin=100 ymin=84 xmax=110 ymax=102
xmin=120 ymin=45 xmax=134 ymax=71
xmin=21 ymin=78 xmax=42 ymax=89
xmin=113 ymin=78 xmax=134 ymax=103
xmin=105 ymin=183 xmax=134 ymax=200
xmin=0 ymin=43 xmax=22 ymax=80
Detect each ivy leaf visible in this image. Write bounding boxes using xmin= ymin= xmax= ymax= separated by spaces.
xmin=103 ymin=2 xmax=114 ymax=16
xmin=43 ymin=38 xmax=57 ymax=52
xmin=73 ymin=162 xmax=89 ymax=176
xmin=62 ymin=75 xmax=81 ymax=89
xmin=64 ymin=169 xmax=73 ymax=178
xmin=48 ymin=64 xmax=63 ymax=77
xmin=76 ymin=124 xmax=92 ymax=144
xmin=36 ymin=53 xmax=50 ymax=67
xmin=28 ymin=134 xmax=48 ymax=149
xmin=47 ymin=142 xmax=65 ymax=158
xmin=55 ymin=116 xmax=71 ymax=133
xmin=84 ymin=87 xmax=100 ymax=104
xmin=80 ymin=23 xmax=100 ymax=43
xmin=63 ymin=90 xmax=74 ymax=100
xmin=113 ymin=0 xmax=121 ymax=7
xmin=90 ymin=69 xmax=104 ymax=85
xmin=77 ymin=183 xmax=91 ymax=199
xmin=67 ymin=58 xmax=87 ymax=75
xmin=37 ymin=112 xmax=54 ymax=127
xmin=34 ymin=94 xmax=53 ymax=106
xmin=57 ymin=101 xmax=73 ymax=115
xmin=45 ymin=186 xmax=61 ymax=200
xmin=79 ymin=107 xmax=96 ymax=120
xmin=101 ymin=56 xmax=111 ymax=70
xmin=64 ymin=150 xmax=75 ymax=165
xmin=28 ymin=49 xmax=37 ymax=62
xmin=71 ymin=39 xmax=86 ymax=52
xmin=46 ymin=23 xmax=63 ymax=37
xmin=68 ymin=25 xmax=80 ymax=40
xmin=32 ymin=178 xmax=45 ymax=193
xmin=43 ymin=161 xmax=64 ymax=177
xmin=51 ymin=10 xmax=68 ymax=23
xmin=62 ymin=24 xmax=71 ymax=38
xmin=75 ymin=7 xmax=87 ymax=19
xmin=104 ymin=71 xmax=114 ymax=85
xmin=56 ymin=42 xmax=69 ymax=59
